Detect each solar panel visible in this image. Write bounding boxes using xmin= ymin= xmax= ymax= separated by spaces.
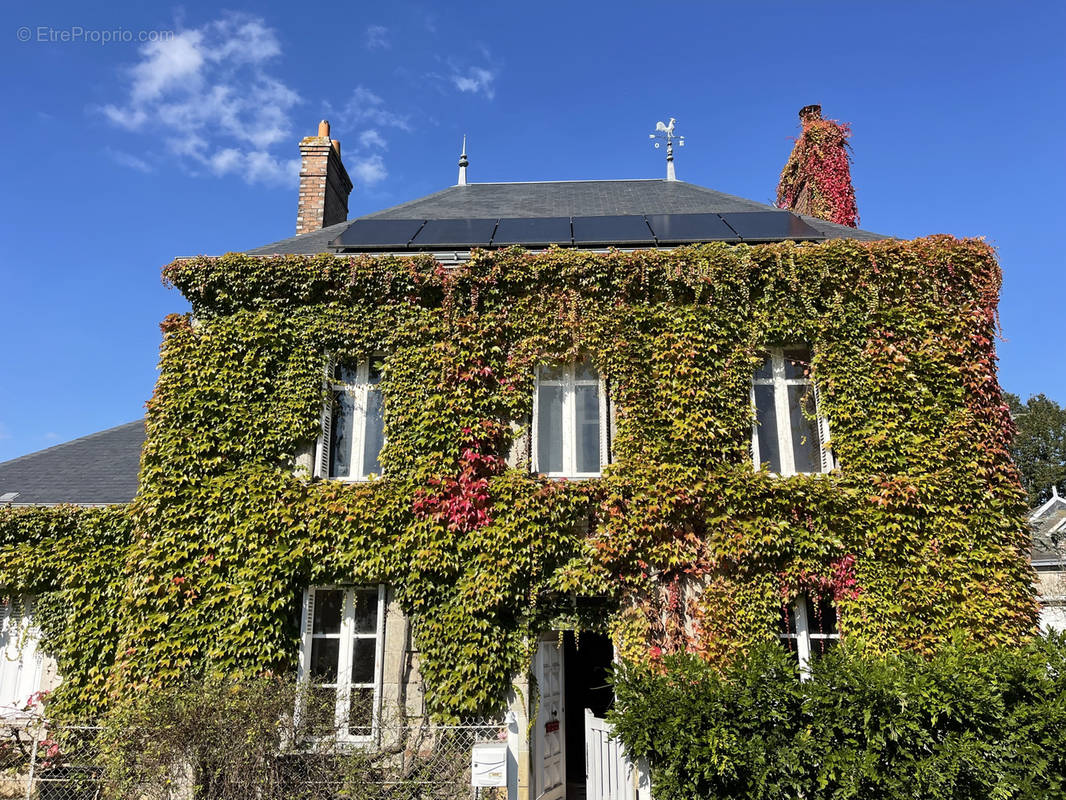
xmin=645 ymin=213 xmax=739 ymax=244
xmin=491 ymin=217 xmax=572 ymax=246
xmin=331 ymin=219 xmax=426 ymax=249
xmin=719 ymin=212 xmax=824 ymax=242
xmin=572 ymin=215 xmax=655 ymax=246
xmin=410 ymin=218 xmax=498 ymax=248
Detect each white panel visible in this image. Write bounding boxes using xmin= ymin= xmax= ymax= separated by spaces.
xmin=0 ymin=597 xmax=44 ymax=716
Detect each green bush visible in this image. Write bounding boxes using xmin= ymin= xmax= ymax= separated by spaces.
xmin=609 ymin=635 xmax=1066 ymax=800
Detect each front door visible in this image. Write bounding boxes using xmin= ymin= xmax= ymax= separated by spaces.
xmin=533 ymin=635 xmax=565 ymax=800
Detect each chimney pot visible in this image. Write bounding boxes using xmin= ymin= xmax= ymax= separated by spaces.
xmin=318 ymin=120 xmax=331 ymax=137
xmin=799 ymin=104 xmax=822 ymax=124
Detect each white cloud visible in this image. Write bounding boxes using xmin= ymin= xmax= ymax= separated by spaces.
xmin=358 ymin=129 xmax=387 ymax=149
xmin=322 ymin=88 xmax=417 ymax=188
xmin=0 ymin=422 xmax=9 ymax=441
xmin=451 ymin=66 xmax=496 ymax=99
xmin=365 ymin=25 xmax=390 ymax=50
xmin=106 ymin=148 xmax=154 ymax=173
xmin=352 ymin=155 xmax=388 ymax=186
xmin=43 ymin=432 xmax=60 ymax=441
xmin=330 ymin=86 xmax=412 ymax=133
xmin=99 ymin=13 xmax=302 ymax=186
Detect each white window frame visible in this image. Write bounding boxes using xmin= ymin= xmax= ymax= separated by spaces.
xmin=0 ymin=595 xmax=45 ymax=718
xmin=315 ymin=358 xmax=385 ymax=482
xmin=751 ymin=346 xmax=833 ymax=476
xmin=531 ymin=363 xmax=610 ymax=479
xmin=296 ymin=585 xmax=387 ymax=744
xmin=778 ymin=594 xmax=840 ymax=677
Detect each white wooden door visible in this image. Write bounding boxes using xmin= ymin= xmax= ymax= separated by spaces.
xmin=585 ymin=710 xmax=649 ymax=800
xmin=533 ymin=636 xmax=565 ymax=800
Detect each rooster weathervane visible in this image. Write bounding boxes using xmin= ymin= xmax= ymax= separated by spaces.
xmin=649 ymin=117 xmax=685 ymax=181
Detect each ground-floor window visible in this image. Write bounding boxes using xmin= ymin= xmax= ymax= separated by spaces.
xmin=298 ymin=585 xmax=386 ymax=740
xmin=778 ymin=594 xmax=839 ymax=674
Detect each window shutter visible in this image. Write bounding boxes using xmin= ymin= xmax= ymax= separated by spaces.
xmin=315 ymin=361 xmax=333 ymax=479
xmin=599 ymin=376 xmax=612 ymax=467
xmin=299 ymin=588 xmax=314 ymax=682
xmin=812 ymin=381 xmax=834 ymax=473
xmin=609 ymin=383 xmax=618 ymax=466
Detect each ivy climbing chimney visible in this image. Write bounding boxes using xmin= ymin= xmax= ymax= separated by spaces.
xmin=296 ymin=120 xmax=353 ymax=235
xmin=776 ymin=105 xmax=859 ymax=228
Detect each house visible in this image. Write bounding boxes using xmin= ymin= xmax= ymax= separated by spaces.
xmin=0 ymin=111 xmax=1038 ymax=800
xmin=1030 ymin=487 xmax=1066 ymax=632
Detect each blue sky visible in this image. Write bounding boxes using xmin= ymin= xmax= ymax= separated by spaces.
xmin=1 ymin=1 xmax=1063 ymax=461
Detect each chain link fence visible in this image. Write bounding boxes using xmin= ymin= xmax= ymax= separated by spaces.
xmin=0 ymin=718 xmax=508 ymax=800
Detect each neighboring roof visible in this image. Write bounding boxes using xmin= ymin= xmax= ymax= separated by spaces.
xmin=1030 ymin=488 xmax=1066 ymax=566
xmin=245 ymin=179 xmax=890 ymax=255
xmin=0 ymin=421 xmax=144 ymax=506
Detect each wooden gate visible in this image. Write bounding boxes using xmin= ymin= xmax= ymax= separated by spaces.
xmin=584 ymin=709 xmax=649 ymax=800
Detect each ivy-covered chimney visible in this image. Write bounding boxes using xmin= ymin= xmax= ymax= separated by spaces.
xmin=776 ymin=105 xmax=859 ymax=228
xmin=296 ymin=120 xmax=353 ymax=235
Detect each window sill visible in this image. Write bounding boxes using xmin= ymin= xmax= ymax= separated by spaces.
xmin=535 ymin=472 xmax=602 ymax=481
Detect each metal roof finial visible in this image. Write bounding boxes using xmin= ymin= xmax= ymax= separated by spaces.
xmin=649 ymin=117 xmax=684 ymax=181
xmin=457 ymin=135 xmax=469 ymax=186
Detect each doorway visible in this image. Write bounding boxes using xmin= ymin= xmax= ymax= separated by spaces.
xmin=563 ymin=630 xmax=614 ymax=800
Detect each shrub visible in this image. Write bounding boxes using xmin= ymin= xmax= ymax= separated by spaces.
xmin=609 ymin=635 xmax=1066 ymax=800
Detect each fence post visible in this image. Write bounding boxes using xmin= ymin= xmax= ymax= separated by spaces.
xmin=24 ymin=723 xmax=38 ymax=800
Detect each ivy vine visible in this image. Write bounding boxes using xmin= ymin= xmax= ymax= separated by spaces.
xmin=0 ymin=238 xmax=1037 ymax=721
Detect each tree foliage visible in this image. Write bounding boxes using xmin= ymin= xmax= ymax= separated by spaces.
xmin=1005 ymin=392 xmax=1066 ymax=505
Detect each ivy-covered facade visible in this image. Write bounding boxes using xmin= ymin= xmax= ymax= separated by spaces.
xmin=0 ymin=126 xmax=1039 ymax=800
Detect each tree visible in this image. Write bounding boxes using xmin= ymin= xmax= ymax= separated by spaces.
xmin=1005 ymin=392 xmax=1066 ymax=506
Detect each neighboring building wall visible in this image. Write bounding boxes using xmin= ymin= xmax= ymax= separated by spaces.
xmin=1029 ymin=491 xmax=1066 ymax=634
xmin=1035 ymin=565 xmax=1066 ymax=633
xmin=0 ymin=596 xmax=59 ymax=718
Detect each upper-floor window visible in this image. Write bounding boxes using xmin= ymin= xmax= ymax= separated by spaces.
xmin=316 ymin=359 xmax=385 ymax=481
xmin=532 ymin=362 xmax=610 ymax=478
xmin=751 ymin=346 xmax=832 ymax=475
xmin=778 ymin=594 xmax=840 ymax=675
xmin=297 ymin=585 xmax=386 ymax=741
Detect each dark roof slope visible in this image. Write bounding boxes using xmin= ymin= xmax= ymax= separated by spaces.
xmin=245 ymin=179 xmax=889 ymax=255
xmin=1031 ymin=493 xmax=1066 ymax=565
xmin=0 ymin=421 xmax=144 ymax=506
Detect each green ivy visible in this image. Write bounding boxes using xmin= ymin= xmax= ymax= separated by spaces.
xmin=0 ymin=238 xmax=1038 ymax=721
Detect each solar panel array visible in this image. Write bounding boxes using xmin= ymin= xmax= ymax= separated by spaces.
xmin=330 ymin=211 xmax=824 ymax=251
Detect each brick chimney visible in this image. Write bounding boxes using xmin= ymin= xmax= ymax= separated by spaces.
xmin=296 ymin=120 xmax=353 ymax=235
xmin=776 ymin=104 xmax=859 ymax=228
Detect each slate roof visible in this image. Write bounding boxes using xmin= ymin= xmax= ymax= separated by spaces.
xmin=245 ymin=180 xmax=889 ymax=255
xmin=0 ymin=421 xmax=144 ymax=506
xmin=1031 ymin=491 xmax=1066 ymax=566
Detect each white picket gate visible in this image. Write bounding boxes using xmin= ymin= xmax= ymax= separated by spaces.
xmin=584 ymin=709 xmax=649 ymax=800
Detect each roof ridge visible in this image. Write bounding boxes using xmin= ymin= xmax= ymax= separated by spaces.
xmin=0 ymin=420 xmax=143 ymax=468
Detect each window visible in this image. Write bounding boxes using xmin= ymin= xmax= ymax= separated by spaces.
xmin=778 ymin=594 xmax=840 ymax=674
xmin=297 ymin=586 xmax=386 ymax=741
xmin=751 ymin=346 xmax=832 ymax=475
xmin=1 ymin=596 xmax=45 ymax=717
xmin=532 ymin=362 xmax=609 ymax=478
xmin=317 ymin=359 xmax=385 ymax=481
